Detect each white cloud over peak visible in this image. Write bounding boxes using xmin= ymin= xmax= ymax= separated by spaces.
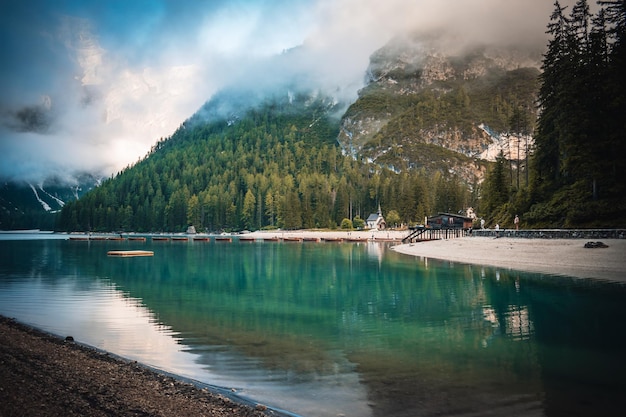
xmin=0 ymin=0 xmax=580 ymax=183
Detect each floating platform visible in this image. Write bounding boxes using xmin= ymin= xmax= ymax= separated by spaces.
xmin=192 ymin=237 xmax=211 ymax=241
xmin=107 ymin=250 xmax=154 ymax=257
xmin=128 ymin=237 xmax=147 ymax=241
xmin=69 ymin=235 xmax=125 ymax=241
xmin=152 ymin=237 xmax=169 ymax=241
xmin=215 ymin=237 xmax=233 ymax=242
xmin=172 ymin=237 xmax=189 ymax=241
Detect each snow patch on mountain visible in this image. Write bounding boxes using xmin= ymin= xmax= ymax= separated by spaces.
xmin=38 ymin=185 xmax=65 ymax=208
xmin=478 ymin=124 xmax=533 ymax=161
xmin=29 ymin=184 xmax=52 ymax=212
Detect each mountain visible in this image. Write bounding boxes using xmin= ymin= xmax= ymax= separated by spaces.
xmin=18 ymin=35 xmax=543 ymax=232
xmin=339 ymin=35 xmax=541 ymax=184
xmin=0 ymin=174 xmax=101 ymax=230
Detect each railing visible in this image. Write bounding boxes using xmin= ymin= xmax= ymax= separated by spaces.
xmin=403 ymin=227 xmax=626 ymax=243
xmin=403 ymin=227 xmax=467 ymax=243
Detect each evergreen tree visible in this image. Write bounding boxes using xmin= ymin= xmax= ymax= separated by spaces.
xmin=483 ymin=152 xmax=509 ymax=218
xmin=532 ymin=1 xmax=570 ymax=198
xmin=529 ymin=0 xmax=626 ymax=226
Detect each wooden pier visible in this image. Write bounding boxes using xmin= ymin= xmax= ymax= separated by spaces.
xmin=403 ymin=227 xmax=467 ymax=243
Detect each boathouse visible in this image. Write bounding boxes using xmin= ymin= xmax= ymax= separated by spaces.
xmin=427 ymin=213 xmax=473 ymax=229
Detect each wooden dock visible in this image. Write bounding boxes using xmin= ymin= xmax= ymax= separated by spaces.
xmin=346 ymin=238 xmax=368 ymax=242
xmin=403 ymin=227 xmax=467 ymax=243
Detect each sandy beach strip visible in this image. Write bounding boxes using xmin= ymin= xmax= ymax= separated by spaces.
xmin=246 ymin=229 xmax=626 ymax=281
xmin=392 ymin=236 xmax=626 ymax=282
xmin=246 ymin=229 xmax=407 ymax=241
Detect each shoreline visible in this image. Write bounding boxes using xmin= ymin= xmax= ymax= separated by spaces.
xmin=244 ymin=229 xmax=406 ymax=241
xmin=391 ymin=236 xmax=626 ymax=282
xmin=246 ymin=230 xmax=626 ymax=282
xmin=4 ymin=229 xmax=623 ymax=282
xmin=0 ymin=315 xmax=283 ymax=417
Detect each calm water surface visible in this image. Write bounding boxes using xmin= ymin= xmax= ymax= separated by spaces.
xmin=1 ymin=235 xmax=625 ymax=417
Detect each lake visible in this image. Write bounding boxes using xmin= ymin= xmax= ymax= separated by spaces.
xmin=1 ymin=234 xmax=625 ymax=417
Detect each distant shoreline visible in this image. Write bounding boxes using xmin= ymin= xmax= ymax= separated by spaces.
xmin=3 ymin=230 xmax=625 ymax=282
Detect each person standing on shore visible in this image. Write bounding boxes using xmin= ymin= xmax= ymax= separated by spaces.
xmin=514 ymin=215 xmax=519 ymax=231
xmin=480 ymin=218 xmax=485 ymax=229
xmin=495 ymin=223 xmax=500 ymax=238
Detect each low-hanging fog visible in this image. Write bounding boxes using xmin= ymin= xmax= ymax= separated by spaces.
xmin=0 ymin=0 xmax=581 ymax=184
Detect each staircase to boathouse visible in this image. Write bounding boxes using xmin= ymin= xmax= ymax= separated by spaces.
xmin=402 ymin=228 xmax=625 ymax=243
xmin=402 ymin=226 xmax=467 ymax=243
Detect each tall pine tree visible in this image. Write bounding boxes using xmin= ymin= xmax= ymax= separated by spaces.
xmin=530 ymin=0 xmax=626 ymax=226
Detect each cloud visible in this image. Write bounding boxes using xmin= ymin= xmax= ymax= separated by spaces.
xmin=0 ymin=0 xmax=578 ymax=184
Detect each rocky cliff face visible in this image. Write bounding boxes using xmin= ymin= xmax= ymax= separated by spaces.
xmin=339 ymin=35 xmax=541 ymax=184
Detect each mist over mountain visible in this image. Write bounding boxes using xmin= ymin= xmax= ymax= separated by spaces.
xmin=45 ymin=28 xmax=553 ymax=234
xmin=2 ymin=2 xmax=620 ymax=229
xmin=0 ymin=173 xmax=101 ymax=230
xmin=1 ymin=0 xmax=573 ymax=188
xmin=2 ymin=28 xmax=545 ymax=230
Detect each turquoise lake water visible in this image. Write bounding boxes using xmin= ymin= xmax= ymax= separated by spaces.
xmin=1 ymin=235 xmax=625 ymax=416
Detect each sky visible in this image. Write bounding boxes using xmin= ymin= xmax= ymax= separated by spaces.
xmin=0 ymin=0 xmax=578 ymax=184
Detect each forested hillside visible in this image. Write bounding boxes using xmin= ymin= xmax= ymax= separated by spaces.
xmin=483 ymin=0 xmax=626 ymax=228
xmin=56 ymin=0 xmax=626 ymax=232
xmin=57 ymin=92 xmax=470 ymax=232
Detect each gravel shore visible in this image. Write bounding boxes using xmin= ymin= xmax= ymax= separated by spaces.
xmin=0 ymin=316 xmax=275 ymax=417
